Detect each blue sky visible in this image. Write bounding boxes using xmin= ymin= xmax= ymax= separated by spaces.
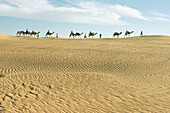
xmin=0 ymin=0 xmax=170 ymax=38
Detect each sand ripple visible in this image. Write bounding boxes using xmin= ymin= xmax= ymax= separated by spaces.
xmin=0 ymin=35 xmax=170 ymax=112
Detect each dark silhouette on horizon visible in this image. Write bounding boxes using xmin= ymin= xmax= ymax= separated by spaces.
xmin=113 ymin=32 xmax=122 ymax=38
xmin=140 ymin=31 xmax=143 ymax=37
xmin=89 ymin=31 xmax=97 ymax=38
xmin=125 ymin=30 xmax=134 ymax=37
xmin=45 ymin=30 xmax=55 ymax=37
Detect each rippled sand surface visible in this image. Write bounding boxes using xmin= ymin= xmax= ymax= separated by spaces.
xmin=0 ymin=34 xmax=170 ymax=112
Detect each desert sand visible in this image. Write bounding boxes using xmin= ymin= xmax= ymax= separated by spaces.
xmin=0 ymin=33 xmax=170 ymax=112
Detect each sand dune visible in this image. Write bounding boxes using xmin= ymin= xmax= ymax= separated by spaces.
xmin=0 ymin=34 xmax=170 ymax=112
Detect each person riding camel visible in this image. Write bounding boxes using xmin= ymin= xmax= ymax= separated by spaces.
xmin=47 ymin=30 xmax=50 ymax=34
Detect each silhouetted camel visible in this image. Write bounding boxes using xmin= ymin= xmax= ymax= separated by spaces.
xmin=125 ymin=31 xmax=134 ymax=37
xmin=16 ymin=31 xmax=21 ymax=37
xmin=31 ymin=31 xmax=40 ymax=38
xmin=75 ymin=32 xmax=83 ymax=38
xmin=113 ymin=32 xmax=122 ymax=38
xmin=89 ymin=31 xmax=97 ymax=38
xmin=16 ymin=31 xmax=25 ymax=37
xmin=45 ymin=31 xmax=55 ymax=37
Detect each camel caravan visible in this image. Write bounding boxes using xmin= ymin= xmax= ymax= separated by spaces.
xmin=69 ymin=30 xmax=134 ymax=39
xmin=16 ymin=29 xmax=40 ymax=38
xmin=16 ymin=29 xmax=135 ymax=39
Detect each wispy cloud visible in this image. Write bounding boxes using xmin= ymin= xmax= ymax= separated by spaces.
xmin=149 ymin=10 xmax=169 ymax=17
xmin=0 ymin=0 xmax=149 ymax=25
xmin=149 ymin=10 xmax=170 ymax=22
xmin=151 ymin=17 xmax=170 ymax=22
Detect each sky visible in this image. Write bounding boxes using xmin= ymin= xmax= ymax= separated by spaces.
xmin=0 ymin=0 xmax=170 ymax=38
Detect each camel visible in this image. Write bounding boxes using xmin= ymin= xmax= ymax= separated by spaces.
xmin=45 ymin=31 xmax=55 ymax=37
xmin=89 ymin=31 xmax=97 ymax=38
xmin=75 ymin=32 xmax=83 ymax=38
xmin=16 ymin=31 xmax=21 ymax=37
xmin=113 ymin=32 xmax=122 ymax=38
xmin=125 ymin=30 xmax=134 ymax=37
xmin=16 ymin=31 xmax=25 ymax=37
xmin=31 ymin=31 xmax=40 ymax=38
xmin=69 ymin=31 xmax=75 ymax=39
xmin=25 ymin=29 xmax=31 ymax=37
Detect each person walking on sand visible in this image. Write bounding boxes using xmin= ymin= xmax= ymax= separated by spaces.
xmin=140 ymin=31 xmax=143 ymax=37
xmin=99 ymin=33 xmax=102 ymax=38
xmin=84 ymin=33 xmax=87 ymax=39
xmin=56 ymin=33 xmax=58 ymax=38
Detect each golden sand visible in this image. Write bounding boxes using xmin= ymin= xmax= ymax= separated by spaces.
xmin=0 ymin=34 xmax=170 ymax=112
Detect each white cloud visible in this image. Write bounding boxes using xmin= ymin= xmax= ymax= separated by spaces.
xmin=110 ymin=4 xmax=149 ymax=21
xmin=148 ymin=10 xmax=170 ymax=22
xmin=0 ymin=4 xmax=12 ymax=10
xmin=150 ymin=10 xmax=169 ymax=17
xmin=0 ymin=0 xmax=149 ymax=25
xmin=151 ymin=17 xmax=170 ymax=22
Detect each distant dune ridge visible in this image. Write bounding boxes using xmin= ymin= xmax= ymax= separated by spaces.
xmin=0 ymin=33 xmax=170 ymax=112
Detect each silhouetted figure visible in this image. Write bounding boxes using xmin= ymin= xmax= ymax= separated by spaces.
xmin=47 ymin=30 xmax=50 ymax=34
xmin=84 ymin=33 xmax=87 ymax=39
xmin=99 ymin=33 xmax=102 ymax=38
xmin=25 ymin=29 xmax=31 ymax=37
xmin=37 ymin=33 xmax=40 ymax=38
xmin=69 ymin=31 xmax=75 ymax=39
xmin=26 ymin=29 xmax=28 ymax=32
xmin=140 ymin=31 xmax=143 ymax=37
xmin=56 ymin=33 xmax=58 ymax=38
